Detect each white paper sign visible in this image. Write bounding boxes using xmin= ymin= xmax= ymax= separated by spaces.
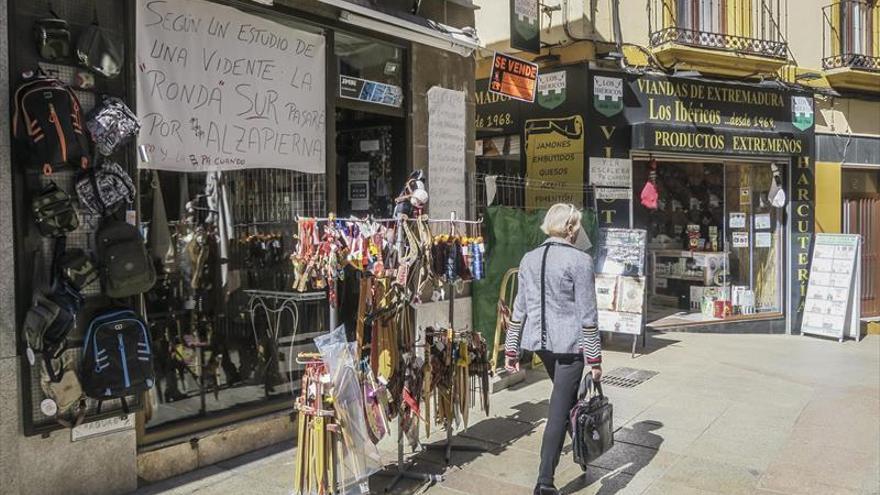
xmin=348 ymin=161 xmax=369 ymax=182
xmin=729 ymin=212 xmax=747 ymax=229
xmin=589 ymin=158 xmax=632 ymax=187
xmin=348 ymin=161 xmax=370 ymax=210
xmin=755 ymin=232 xmax=772 ymax=248
xmin=595 ymin=187 xmax=632 ymax=200
xmin=598 ymin=310 xmax=642 ymax=336
xmin=427 ymin=87 xmax=466 ymax=220
xmin=136 ymin=0 xmax=326 ymax=172
xmin=359 ymin=140 xmax=380 ymax=152
xmin=755 ymin=213 xmax=772 ymax=230
xmin=732 ymin=231 xmax=749 ymax=248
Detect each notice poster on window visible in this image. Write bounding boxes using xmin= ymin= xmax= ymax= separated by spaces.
xmin=524 ymin=115 xmax=584 ymax=208
xmin=348 ymin=161 xmax=370 ymax=211
xmin=594 ymin=228 xmax=647 ymax=336
xmin=427 ymin=87 xmax=466 ymax=220
xmin=136 ymin=0 xmax=326 ymax=172
xmin=755 ymin=232 xmax=772 ymax=248
xmin=731 ymin=231 xmax=749 ymax=248
xmin=729 ymin=212 xmax=747 ymax=229
xmin=802 ymin=234 xmax=861 ymax=341
xmin=589 ymin=158 xmax=632 ymax=187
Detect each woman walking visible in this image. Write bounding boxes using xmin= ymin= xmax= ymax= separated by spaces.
xmin=505 ymin=203 xmax=602 ymax=495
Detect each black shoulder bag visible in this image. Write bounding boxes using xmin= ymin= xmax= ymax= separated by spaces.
xmin=571 ymin=376 xmax=614 ymax=468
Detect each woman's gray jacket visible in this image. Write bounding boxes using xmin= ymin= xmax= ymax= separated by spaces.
xmin=504 ymin=237 xmax=601 ymax=366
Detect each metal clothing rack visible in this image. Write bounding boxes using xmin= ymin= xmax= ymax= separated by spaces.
xmin=294 ymin=214 xmax=484 ymax=225
xmin=385 ymin=211 xmax=486 ymax=492
xmin=424 ymin=218 xmax=487 ymax=465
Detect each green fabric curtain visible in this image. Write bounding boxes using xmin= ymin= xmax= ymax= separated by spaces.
xmin=472 ymin=206 xmax=597 ymax=345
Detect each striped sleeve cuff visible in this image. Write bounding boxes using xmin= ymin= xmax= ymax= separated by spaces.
xmin=581 ymin=326 xmax=602 ymax=366
xmin=505 ymin=319 xmax=523 ymax=357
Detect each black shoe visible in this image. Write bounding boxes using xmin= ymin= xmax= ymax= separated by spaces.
xmin=534 ymin=484 xmax=558 ymax=495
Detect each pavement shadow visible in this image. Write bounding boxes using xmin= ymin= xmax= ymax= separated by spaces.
xmin=372 ymin=400 xmax=549 ymax=492
xmin=560 ymin=420 xmax=665 ymax=495
xmin=600 ymin=331 xmax=680 ymax=357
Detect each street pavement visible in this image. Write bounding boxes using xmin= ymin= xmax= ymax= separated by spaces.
xmin=135 ymin=331 xmax=880 ymax=495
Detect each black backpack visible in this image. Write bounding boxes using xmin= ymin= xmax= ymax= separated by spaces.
xmin=32 ymin=181 xmax=79 ymax=237
xmin=81 ymin=308 xmax=155 ymax=411
xmin=96 ymin=220 xmax=156 ymax=298
xmin=76 ymin=19 xmax=122 ymax=78
xmin=22 ymin=244 xmax=83 ymax=382
xmin=13 ymin=75 xmax=90 ymax=174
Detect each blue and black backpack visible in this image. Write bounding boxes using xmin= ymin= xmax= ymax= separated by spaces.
xmin=81 ymin=308 xmax=154 ymax=412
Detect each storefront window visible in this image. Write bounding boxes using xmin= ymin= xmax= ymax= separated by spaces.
xmin=335 ymin=31 xmax=404 ymax=108
xmin=637 ymin=160 xmax=784 ymax=325
xmin=476 ymin=135 xmax=521 ymax=176
xmin=141 ymin=170 xmax=327 ymax=434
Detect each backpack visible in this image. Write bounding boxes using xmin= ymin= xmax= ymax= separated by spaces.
xmin=40 ymin=355 xmax=87 ymax=428
xmin=75 ymin=160 xmax=136 ymax=216
xmin=23 ymin=241 xmax=85 ymax=380
xmin=81 ymin=308 xmax=155 ymax=410
xmin=23 ymin=284 xmax=82 ymax=379
xmin=12 ymin=76 xmax=90 ymax=174
xmin=33 ymin=15 xmax=71 ymax=62
xmin=96 ymin=220 xmax=156 ymax=298
xmin=76 ymin=20 xmax=122 ymax=78
xmin=57 ymin=248 xmax=99 ymax=291
xmin=86 ymin=96 xmax=140 ymax=156
xmin=32 ymin=181 xmax=79 ymax=237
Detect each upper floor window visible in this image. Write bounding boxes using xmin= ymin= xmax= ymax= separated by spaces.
xmin=823 ymin=1 xmax=880 ymax=70
xmin=649 ymin=0 xmax=788 ymax=58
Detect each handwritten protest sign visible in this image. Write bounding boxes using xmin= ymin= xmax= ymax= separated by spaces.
xmin=136 ymin=0 xmax=325 ymax=172
xmin=427 ymin=87 xmax=466 ymax=219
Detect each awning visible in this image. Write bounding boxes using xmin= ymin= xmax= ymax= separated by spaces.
xmin=316 ymin=0 xmax=481 ymax=57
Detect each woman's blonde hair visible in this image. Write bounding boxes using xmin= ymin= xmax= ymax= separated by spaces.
xmin=541 ymin=203 xmax=582 ymax=238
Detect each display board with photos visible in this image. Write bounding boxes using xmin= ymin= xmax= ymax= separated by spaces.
xmin=801 ymin=234 xmax=861 ymax=341
xmin=595 ymin=229 xmax=647 ymax=336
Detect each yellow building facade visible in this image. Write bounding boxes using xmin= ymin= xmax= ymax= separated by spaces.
xmin=474 ymin=0 xmax=879 ymax=324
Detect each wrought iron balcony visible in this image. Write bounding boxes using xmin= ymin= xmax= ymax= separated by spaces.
xmin=823 ymin=1 xmax=880 ymax=71
xmin=648 ymin=0 xmax=789 ymax=60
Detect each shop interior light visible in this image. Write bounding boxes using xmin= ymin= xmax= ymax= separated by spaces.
xmin=337 ymin=10 xmax=478 ymax=57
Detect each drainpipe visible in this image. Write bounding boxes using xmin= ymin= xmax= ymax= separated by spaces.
xmin=610 ymin=0 xmax=626 ymax=69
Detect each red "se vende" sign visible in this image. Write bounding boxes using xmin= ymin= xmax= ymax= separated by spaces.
xmin=489 ymin=51 xmax=538 ymax=103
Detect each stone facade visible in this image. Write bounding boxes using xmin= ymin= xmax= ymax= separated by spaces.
xmin=0 ymin=0 xmax=476 ymax=492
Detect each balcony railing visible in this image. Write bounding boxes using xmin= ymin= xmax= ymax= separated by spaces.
xmin=648 ymin=0 xmax=789 ymax=59
xmin=823 ymin=1 xmax=880 ymax=71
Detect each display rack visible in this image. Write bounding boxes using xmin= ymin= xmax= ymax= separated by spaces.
xmin=386 ymin=211 xmax=486 ymax=492
xmin=12 ymin=0 xmax=141 ymax=437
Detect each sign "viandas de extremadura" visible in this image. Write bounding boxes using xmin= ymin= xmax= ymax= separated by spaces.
xmin=622 ymin=75 xmax=814 ymax=157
